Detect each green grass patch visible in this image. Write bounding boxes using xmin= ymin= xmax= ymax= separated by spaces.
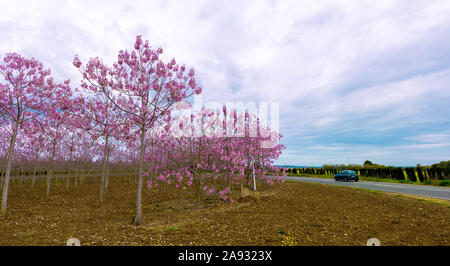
xmin=15 ymin=231 xmax=37 ymax=238
xmin=166 ymin=226 xmax=180 ymax=231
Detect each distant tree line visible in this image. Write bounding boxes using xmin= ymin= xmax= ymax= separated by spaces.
xmin=286 ymin=160 xmax=450 ymax=181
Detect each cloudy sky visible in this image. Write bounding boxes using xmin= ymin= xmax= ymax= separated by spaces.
xmin=1 ymin=0 xmax=449 ymax=166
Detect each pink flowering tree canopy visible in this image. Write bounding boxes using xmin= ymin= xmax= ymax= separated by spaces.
xmin=73 ymin=35 xmax=203 ymax=225
xmin=0 ymin=52 xmax=73 ymax=212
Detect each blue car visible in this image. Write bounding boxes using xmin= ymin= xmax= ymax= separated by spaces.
xmin=334 ymin=170 xmax=359 ymax=182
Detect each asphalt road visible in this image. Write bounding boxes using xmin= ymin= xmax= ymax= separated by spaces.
xmin=281 ymin=176 xmax=450 ymax=201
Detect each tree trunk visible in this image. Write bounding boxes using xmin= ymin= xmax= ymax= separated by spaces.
xmin=46 ymin=141 xmax=56 ymax=195
xmin=1 ymin=166 xmax=5 ymax=192
xmin=227 ymin=168 xmax=231 ymax=191
xmin=66 ymin=169 xmax=70 ymax=190
xmin=0 ymin=171 xmax=3 ymax=191
xmin=134 ymin=127 xmax=145 ymax=226
xmin=252 ymin=158 xmax=257 ymax=192
xmin=129 ymin=167 xmax=132 ymax=183
xmin=105 ymin=146 xmax=110 ymax=190
xmin=20 ymin=169 xmax=24 ymax=186
xmin=1 ymin=156 xmax=6 ymax=190
xmin=66 ymin=146 xmax=73 ymax=190
xmin=74 ymin=165 xmax=78 ymax=187
xmin=240 ymin=157 xmax=250 ymax=197
xmin=1 ymin=122 xmax=19 ymax=213
xmin=134 ymin=164 xmax=137 ymax=184
xmin=240 ymin=170 xmax=245 ymax=197
xmin=194 ymin=172 xmax=201 ymax=203
xmin=99 ymin=135 xmax=109 ymax=202
xmin=31 ymin=149 xmax=39 ymax=189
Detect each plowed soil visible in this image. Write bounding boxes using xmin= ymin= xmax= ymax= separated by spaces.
xmin=0 ymin=176 xmax=449 ymax=246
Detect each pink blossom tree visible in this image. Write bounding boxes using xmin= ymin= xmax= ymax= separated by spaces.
xmin=71 ymin=92 xmax=127 ymax=201
xmin=73 ymin=35 xmax=202 ymax=225
xmin=38 ymin=108 xmax=70 ymax=195
xmin=144 ymin=105 xmax=285 ymax=202
xmin=0 ymin=53 xmax=73 ymax=212
xmin=22 ymin=121 xmax=46 ymax=188
xmin=0 ymin=123 xmax=12 ymax=188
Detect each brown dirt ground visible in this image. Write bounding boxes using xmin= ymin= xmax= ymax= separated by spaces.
xmin=0 ymin=176 xmax=449 ymax=246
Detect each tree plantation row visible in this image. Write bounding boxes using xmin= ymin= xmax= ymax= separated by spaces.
xmin=0 ymin=35 xmax=285 ymax=225
xmin=287 ymin=165 xmax=450 ymax=183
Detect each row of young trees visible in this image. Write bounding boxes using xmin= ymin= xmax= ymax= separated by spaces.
xmin=288 ymin=165 xmax=450 ymax=181
xmin=0 ymin=36 xmax=285 ymax=225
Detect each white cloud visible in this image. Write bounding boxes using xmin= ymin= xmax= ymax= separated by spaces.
xmin=1 ymin=0 xmax=449 ymax=165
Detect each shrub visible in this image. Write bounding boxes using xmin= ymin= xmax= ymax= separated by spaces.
xmin=438 ymin=180 xmax=450 ymax=186
xmin=423 ymin=180 xmax=432 ymax=185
